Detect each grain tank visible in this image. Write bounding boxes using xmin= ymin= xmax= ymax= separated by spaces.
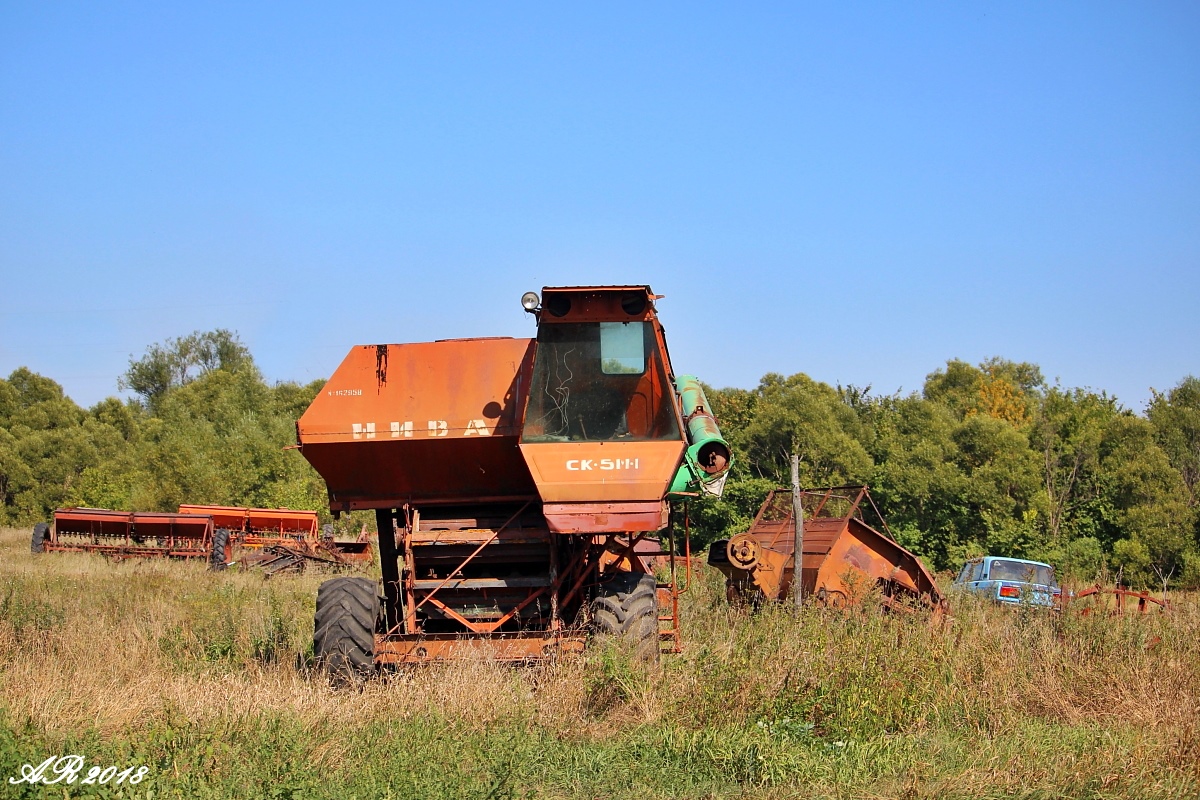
xmin=297 ymin=285 xmax=730 ymax=674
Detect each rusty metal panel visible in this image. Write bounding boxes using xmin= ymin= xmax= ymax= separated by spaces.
xmin=813 ymin=517 xmax=940 ymax=603
xmin=298 ymin=338 xmax=538 ymax=508
xmin=52 ymin=508 xmax=135 ymax=538
xmin=53 ymin=508 xmax=213 ymax=540
xmin=178 ymin=504 xmax=319 ymax=537
xmin=709 ymin=487 xmax=943 ymax=609
xmin=179 ymin=504 xmax=248 ymax=528
xmin=542 ymin=500 xmax=670 ymax=534
xmin=538 ymin=285 xmax=658 ymax=324
xmin=374 ymin=632 xmax=587 ymax=663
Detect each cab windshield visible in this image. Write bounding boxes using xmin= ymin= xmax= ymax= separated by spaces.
xmin=522 ymin=322 xmax=682 ymax=443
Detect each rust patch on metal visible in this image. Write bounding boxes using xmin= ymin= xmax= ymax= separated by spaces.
xmin=375 ymin=344 xmax=389 ymax=390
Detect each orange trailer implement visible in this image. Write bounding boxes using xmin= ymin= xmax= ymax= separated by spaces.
xmin=709 ymin=486 xmax=943 ymax=611
xmin=39 ymin=507 xmax=214 ymax=560
xmin=177 ymin=504 xmax=373 ymax=567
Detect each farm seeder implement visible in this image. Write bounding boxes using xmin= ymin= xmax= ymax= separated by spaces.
xmin=32 ymin=508 xmax=215 ymax=560
xmin=178 ymin=504 xmax=372 ymax=570
xmin=33 ymin=504 xmax=372 ymax=570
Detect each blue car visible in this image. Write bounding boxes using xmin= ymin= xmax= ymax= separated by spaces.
xmin=951 ymin=556 xmax=1062 ymax=608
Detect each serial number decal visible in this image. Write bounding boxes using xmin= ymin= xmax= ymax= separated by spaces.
xmin=566 ymin=458 xmax=641 ymax=471
xmin=328 ymin=389 xmax=363 ymax=396
xmin=8 ymin=756 xmax=150 ymax=786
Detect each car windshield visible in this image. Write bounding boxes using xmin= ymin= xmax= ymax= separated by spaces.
xmin=989 ymin=560 xmax=1055 ymax=586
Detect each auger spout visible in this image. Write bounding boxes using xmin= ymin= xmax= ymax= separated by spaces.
xmin=669 ymin=375 xmax=733 ymax=498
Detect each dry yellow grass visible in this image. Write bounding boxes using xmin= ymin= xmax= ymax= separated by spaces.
xmin=2 ymin=524 xmax=1199 ymax=799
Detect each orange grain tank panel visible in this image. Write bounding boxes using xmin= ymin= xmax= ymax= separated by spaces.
xmin=298 ymin=337 xmax=537 ymax=509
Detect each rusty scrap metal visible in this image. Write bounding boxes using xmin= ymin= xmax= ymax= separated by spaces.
xmin=177 ymin=504 xmax=373 ymax=568
xmin=254 ymin=544 xmax=358 ymax=577
xmin=708 ymin=486 xmax=943 ymax=611
xmin=1067 ymin=585 xmax=1171 ymax=615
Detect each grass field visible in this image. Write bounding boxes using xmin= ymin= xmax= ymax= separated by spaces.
xmin=2 ymin=526 xmax=1198 ymax=799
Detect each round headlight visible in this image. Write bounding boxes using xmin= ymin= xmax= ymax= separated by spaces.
xmin=521 ymin=291 xmax=540 ymax=311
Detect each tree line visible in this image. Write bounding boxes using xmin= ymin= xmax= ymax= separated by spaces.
xmin=700 ymin=360 xmax=1200 ymax=589
xmin=0 ymin=331 xmax=328 ymax=530
xmin=1 ymin=332 xmax=1197 ymax=588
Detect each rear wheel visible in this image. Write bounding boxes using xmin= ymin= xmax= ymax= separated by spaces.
xmin=591 ymin=571 xmax=659 ymax=662
xmin=31 ymin=522 xmax=48 ymax=554
xmin=314 ymin=577 xmax=380 ymax=682
xmin=209 ymin=528 xmax=230 ymax=571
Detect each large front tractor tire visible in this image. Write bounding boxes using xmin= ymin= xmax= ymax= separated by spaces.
xmin=591 ymin=571 xmax=659 ymax=662
xmin=314 ymin=577 xmax=380 ymax=682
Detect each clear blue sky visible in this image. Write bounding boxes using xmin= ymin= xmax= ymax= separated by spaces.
xmin=2 ymin=2 xmax=1197 ymax=412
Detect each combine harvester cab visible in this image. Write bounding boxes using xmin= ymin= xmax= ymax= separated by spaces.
xmin=708 ymin=486 xmax=943 ymax=612
xmin=297 ymin=285 xmax=731 ymax=674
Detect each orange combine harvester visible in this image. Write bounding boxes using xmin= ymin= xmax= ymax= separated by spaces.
xmin=297 ymin=285 xmax=732 ymax=674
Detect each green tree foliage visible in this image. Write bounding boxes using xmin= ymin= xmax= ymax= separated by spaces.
xmin=1101 ymin=415 xmax=1197 ymax=587
xmin=0 ymin=368 xmax=125 ymax=521
xmin=0 ymin=331 xmax=325 ymax=526
xmin=923 ymin=357 xmax=1043 ymax=425
xmin=1147 ymin=376 xmax=1200 ymax=509
xmin=729 ymin=372 xmax=873 ymax=486
xmin=119 ymin=329 xmax=252 ymax=409
xmin=698 ymin=358 xmax=1198 ymax=589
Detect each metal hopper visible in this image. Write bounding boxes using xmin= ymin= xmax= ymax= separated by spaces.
xmin=708 ymin=486 xmax=943 ymax=611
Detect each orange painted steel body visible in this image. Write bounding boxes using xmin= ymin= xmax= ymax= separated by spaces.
xmin=178 ymin=504 xmax=319 ymax=538
xmin=298 ymin=286 xmax=699 ymax=663
xmin=47 ymin=507 xmax=214 ymax=560
xmin=299 ymin=337 xmax=537 ymax=510
xmin=710 ymin=486 xmax=943 ymax=610
xmin=519 ymin=286 xmax=685 ymax=530
xmin=177 ymin=504 xmax=372 ymax=564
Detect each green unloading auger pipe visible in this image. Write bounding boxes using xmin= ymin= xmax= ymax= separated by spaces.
xmin=669 ymin=375 xmax=733 ymax=498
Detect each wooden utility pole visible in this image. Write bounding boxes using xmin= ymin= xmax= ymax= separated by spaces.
xmin=791 ymin=453 xmax=804 ymax=607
